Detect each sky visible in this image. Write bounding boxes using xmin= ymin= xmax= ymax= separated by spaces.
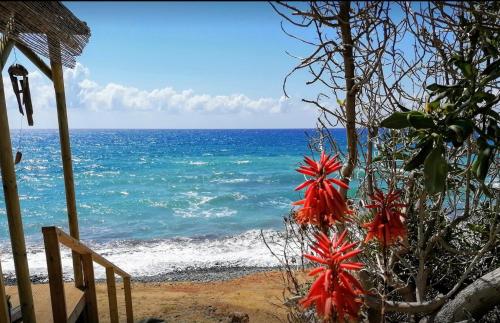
xmin=2 ymin=2 xmax=321 ymax=129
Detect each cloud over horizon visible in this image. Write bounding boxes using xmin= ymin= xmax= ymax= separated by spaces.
xmin=2 ymin=63 xmax=315 ymax=129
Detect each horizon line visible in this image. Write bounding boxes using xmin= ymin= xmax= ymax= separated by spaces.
xmin=9 ymin=127 xmax=348 ymax=131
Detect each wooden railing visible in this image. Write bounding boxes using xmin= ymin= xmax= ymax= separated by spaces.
xmin=42 ymin=226 xmax=133 ymax=323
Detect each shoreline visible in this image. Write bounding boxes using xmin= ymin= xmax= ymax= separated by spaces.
xmin=131 ymin=265 xmax=278 ymax=283
xmin=5 ymin=268 xmax=291 ymax=322
xmin=3 ymin=265 xmax=282 ymax=285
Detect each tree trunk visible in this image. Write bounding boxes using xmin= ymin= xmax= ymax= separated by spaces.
xmin=432 ymin=267 xmax=500 ymax=322
xmin=338 ymin=1 xmax=358 ymax=198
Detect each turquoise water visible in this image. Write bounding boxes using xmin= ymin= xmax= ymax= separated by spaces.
xmin=0 ymin=129 xmax=349 ymax=277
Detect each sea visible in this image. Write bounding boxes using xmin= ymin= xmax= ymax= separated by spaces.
xmin=0 ymin=129 xmax=352 ymax=279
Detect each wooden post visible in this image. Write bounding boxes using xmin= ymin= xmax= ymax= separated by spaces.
xmin=42 ymin=227 xmax=67 ymax=323
xmin=0 ymin=40 xmax=36 ymax=323
xmin=105 ymin=267 xmax=119 ymax=323
xmin=123 ymin=276 xmax=134 ymax=323
xmin=82 ymin=254 xmax=98 ymax=323
xmin=123 ymin=276 xmax=133 ymax=323
xmin=0 ymin=259 xmax=10 ymax=323
xmin=0 ymin=36 xmax=14 ymax=68
xmin=14 ymin=42 xmax=52 ymax=80
xmin=48 ymin=40 xmax=83 ymax=288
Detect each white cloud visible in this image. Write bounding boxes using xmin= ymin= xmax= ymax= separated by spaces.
xmin=2 ymin=63 xmax=316 ymax=128
xmin=54 ymin=63 xmax=292 ymax=114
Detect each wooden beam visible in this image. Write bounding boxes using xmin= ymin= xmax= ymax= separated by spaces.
xmin=0 ymin=36 xmax=14 ymax=69
xmin=124 ymin=276 xmax=134 ymax=323
xmin=0 ymin=57 xmax=36 ymax=323
xmin=0 ymin=259 xmax=10 ymax=323
xmin=68 ymin=293 xmax=86 ymax=323
xmin=42 ymin=226 xmax=67 ymax=323
xmin=42 ymin=226 xmax=133 ymax=322
xmin=0 ymin=37 xmax=13 ymax=323
xmin=14 ymin=42 xmax=52 ymax=80
xmin=50 ymin=227 xmax=130 ymax=278
xmin=48 ymin=39 xmax=84 ymax=288
xmin=82 ymin=254 xmax=98 ymax=323
xmin=106 ymin=267 xmax=119 ymax=323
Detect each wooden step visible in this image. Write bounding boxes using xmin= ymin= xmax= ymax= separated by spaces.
xmin=5 ymin=283 xmax=85 ymax=323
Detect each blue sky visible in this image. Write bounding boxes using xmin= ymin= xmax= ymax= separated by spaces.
xmin=3 ymin=2 xmax=320 ymax=129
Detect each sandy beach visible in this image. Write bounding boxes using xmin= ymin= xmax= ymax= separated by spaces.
xmin=96 ymin=270 xmax=288 ymax=322
xmin=5 ymin=269 xmax=293 ymax=322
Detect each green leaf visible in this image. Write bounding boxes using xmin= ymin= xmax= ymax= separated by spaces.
xmin=454 ymin=59 xmax=476 ymax=79
xmin=425 ymin=100 xmax=441 ymax=113
xmin=427 ymin=83 xmax=444 ymax=92
xmin=484 ymin=109 xmax=500 ymax=121
xmin=397 ymin=103 xmax=410 ymax=112
xmin=407 ymin=112 xmax=435 ymax=129
xmin=426 ymin=83 xmax=460 ymax=93
xmin=404 ymin=139 xmax=433 ymax=171
xmin=380 ymin=112 xmax=411 ymax=129
xmin=473 ymin=91 xmax=496 ymax=103
xmin=481 ymin=58 xmax=500 ymax=76
xmin=472 ymin=146 xmax=493 ymax=181
xmin=424 ymin=146 xmax=448 ymax=194
xmin=486 ymin=119 xmax=499 ymax=140
xmin=447 ymin=119 xmax=474 ymax=147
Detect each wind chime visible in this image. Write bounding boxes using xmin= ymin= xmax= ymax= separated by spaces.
xmin=8 ymin=59 xmax=34 ymax=164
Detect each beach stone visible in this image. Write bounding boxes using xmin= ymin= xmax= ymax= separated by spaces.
xmin=228 ymin=311 xmax=249 ymax=323
xmin=138 ymin=318 xmax=165 ymax=323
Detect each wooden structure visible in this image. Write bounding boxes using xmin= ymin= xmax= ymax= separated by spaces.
xmin=0 ymin=2 xmax=133 ymax=322
xmin=5 ymin=284 xmax=85 ymax=323
xmin=42 ymin=227 xmax=133 ymax=323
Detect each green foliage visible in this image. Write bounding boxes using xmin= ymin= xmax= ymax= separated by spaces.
xmin=379 ymin=13 xmax=500 ymax=194
xmin=380 ymin=112 xmax=411 ymax=129
xmin=423 ymin=145 xmax=448 ymax=194
xmin=404 ymin=139 xmax=433 ymax=171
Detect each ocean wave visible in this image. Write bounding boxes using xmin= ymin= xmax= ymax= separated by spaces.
xmin=258 ymin=197 xmax=293 ymax=210
xmin=21 ymin=165 xmax=48 ymax=171
xmin=19 ymin=195 xmax=41 ymax=201
xmin=204 ymin=192 xmax=248 ymax=204
xmin=173 ymin=206 xmax=236 ymax=218
xmin=210 ymin=178 xmax=249 ymax=184
xmin=82 ymin=170 xmax=104 ymax=177
xmin=234 ymin=160 xmax=251 ymax=164
xmin=189 ymin=161 xmax=209 ymax=166
xmin=0 ymin=230 xmax=297 ymax=279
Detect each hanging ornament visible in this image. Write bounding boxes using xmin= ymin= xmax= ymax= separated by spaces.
xmin=9 ymin=59 xmax=33 ymax=166
xmin=14 ymin=151 xmax=22 ymax=165
xmin=8 ymin=63 xmax=34 ymax=126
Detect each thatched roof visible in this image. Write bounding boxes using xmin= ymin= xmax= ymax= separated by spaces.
xmin=0 ymin=1 xmax=91 ymax=68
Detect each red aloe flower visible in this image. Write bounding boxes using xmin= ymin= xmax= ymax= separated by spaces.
xmin=293 ymin=152 xmax=351 ymax=227
xmin=364 ymin=188 xmax=407 ymax=246
xmin=300 ymin=230 xmax=365 ymax=321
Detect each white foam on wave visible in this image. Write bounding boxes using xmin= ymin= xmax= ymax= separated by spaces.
xmin=22 ymin=165 xmax=48 ymax=171
xmin=233 ymin=192 xmax=248 ymax=200
xmin=0 ymin=230 xmax=296 ymax=279
xmin=173 ymin=206 xmax=236 ymax=218
xmin=234 ymin=160 xmax=251 ymax=164
xmin=172 ymin=191 xmax=236 ymax=218
xmin=258 ymin=197 xmax=293 ymax=210
xmin=210 ymin=178 xmax=249 ymax=184
xmin=188 ymin=161 xmax=209 ymax=166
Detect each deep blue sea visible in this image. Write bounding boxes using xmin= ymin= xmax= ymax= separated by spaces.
xmin=0 ymin=129 xmax=350 ymax=278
